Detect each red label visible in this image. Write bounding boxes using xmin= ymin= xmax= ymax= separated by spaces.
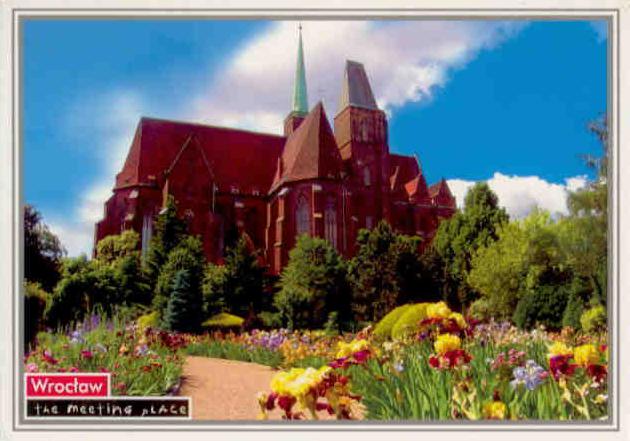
xmin=26 ymin=374 xmax=110 ymax=397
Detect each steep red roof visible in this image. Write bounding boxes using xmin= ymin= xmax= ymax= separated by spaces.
xmin=270 ymin=102 xmax=343 ymax=193
xmin=115 ymin=117 xmax=286 ymax=194
xmin=389 ymin=154 xmax=419 ymax=193
xmin=428 ymin=178 xmax=456 ymax=207
xmin=428 ymin=180 xmax=445 ymax=198
xmin=404 ymin=174 xmax=429 ymax=199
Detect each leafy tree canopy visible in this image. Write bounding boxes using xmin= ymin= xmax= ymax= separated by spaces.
xmin=433 ymin=182 xmax=508 ymax=308
xmin=275 ymin=234 xmax=349 ymax=330
xmin=24 ymin=204 xmax=66 ymax=291
xmin=348 ymin=221 xmax=424 ymax=324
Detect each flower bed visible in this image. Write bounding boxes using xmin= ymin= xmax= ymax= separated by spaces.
xmin=24 ymin=303 xmax=609 ymax=421
xmin=25 ymin=315 xmax=186 ymax=396
xmin=254 ymin=302 xmax=609 ymax=421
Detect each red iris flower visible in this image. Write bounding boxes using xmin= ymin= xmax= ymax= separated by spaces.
xmin=42 ymin=350 xmax=58 ymax=365
xmin=586 ymin=364 xmax=607 ymax=382
xmin=549 ymin=355 xmax=577 ymax=380
xmin=80 ymin=350 xmax=93 ymax=359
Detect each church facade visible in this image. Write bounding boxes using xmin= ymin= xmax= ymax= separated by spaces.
xmin=94 ymin=30 xmax=457 ymax=274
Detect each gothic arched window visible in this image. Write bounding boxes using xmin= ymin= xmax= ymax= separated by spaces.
xmin=324 ymin=197 xmax=337 ymax=248
xmin=141 ymin=213 xmax=153 ymax=258
xmin=296 ymin=194 xmax=310 ymax=237
xmin=363 ymin=167 xmax=371 ymax=187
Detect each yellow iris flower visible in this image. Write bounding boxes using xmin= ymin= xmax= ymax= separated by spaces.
xmin=426 ymin=301 xmax=452 ymax=319
xmin=483 ymin=401 xmax=507 ymax=419
xmin=547 ymin=341 xmax=573 ymax=358
xmin=573 ymin=344 xmax=600 ymax=366
xmin=434 ymin=334 xmax=461 ymax=355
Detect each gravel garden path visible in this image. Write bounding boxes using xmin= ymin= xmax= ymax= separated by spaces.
xmin=179 ymin=356 xmax=339 ymax=421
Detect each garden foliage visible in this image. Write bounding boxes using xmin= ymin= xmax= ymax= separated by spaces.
xmin=275 ymin=235 xmax=349 ymax=330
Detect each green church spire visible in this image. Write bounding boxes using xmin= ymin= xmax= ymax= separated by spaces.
xmin=291 ymin=24 xmax=308 ymax=115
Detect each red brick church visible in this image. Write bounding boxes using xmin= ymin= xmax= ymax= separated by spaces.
xmin=95 ymin=28 xmax=456 ymax=274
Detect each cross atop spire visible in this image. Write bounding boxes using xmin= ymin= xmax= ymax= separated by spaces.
xmin=291 ymin=23 xmax=309 ymax=115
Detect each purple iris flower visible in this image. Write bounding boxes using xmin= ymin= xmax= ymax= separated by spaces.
xmin=510 ymin=360 xmax=546 ymax=391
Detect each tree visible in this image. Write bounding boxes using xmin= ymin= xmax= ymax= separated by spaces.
xmin=347 ymin=221 xmax=424 ymax=324
xmin=220 ymin=234 xmax=267 ymax=323
xmin=274 ymin=235 xmax=349 ymax=330
xmin=25 ymin=281 xmax=49 ymax=349
xmin=467 ymin=221 xmax=528 ymax=319
xmin=24 ymin=204 xmax=66 ymax=291
xmin=433 ymin=182 xmax=508 ymax=309
xmin=202 ymin=263 xmax=229 ymax=315
xmin=95 ymin=230 xmax=151 ymax=305
xmin=468 ymin=209 xmax=571 ymax=325
xmin=45 ymin=256 xmax=95 ymax=328
xmin=144 ymin=196 xmax=187 ymax=288
xmin=95 ymin=230 xmax=140 ymax=264
xmin=163 ymin=269 xmax=203 ymax=333
xmin=557 ymin=115 xmax=608 ymax=307
xmin=153 ymin=235 xmax=206 ymax=320
xmin=512 ymin=280 xmax=571 ymax=330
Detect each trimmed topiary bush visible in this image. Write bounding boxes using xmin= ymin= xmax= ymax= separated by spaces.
xmin=373 ymin=304 xmax=413 ymax=340
xmin=202 ymin=312 xmax=245 ymax=329
xmin=391 ymin=303 xmax=430 ymax=340
xmin=137 ymin=311 xmax=159 ymax=330
xmin=580 ymin=305 xmax=606 ymax=333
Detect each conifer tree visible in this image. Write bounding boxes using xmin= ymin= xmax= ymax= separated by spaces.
xmin=144 ymin=195 xmax=187 ymax=288
xmin=433 ymin=182 xmax=508 ymax=309
xmin=274 ymin=235 xmax=349 ymax=330
xmin=153 ymin=235 xmax=205 ymax=317
xmin=163 ymin=269 xmax=203 ymax=333
xmin=348 ymin=221 xmax=423 ymax=324
xmin=222 ymin=234 xmax=267 ymax=321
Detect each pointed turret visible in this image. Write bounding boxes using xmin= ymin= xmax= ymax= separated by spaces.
xmin=272 ymin=102 xmax=343 ymax=193
xmin=338 ymin=60 xmax=378 ymax=113
xmin=284 ymin=24 xmax=309 ymax=136
xmin=429 ymin=178 xmax=456 ymax=208
xmin=292 ymin=24 xmax=308 ymax=115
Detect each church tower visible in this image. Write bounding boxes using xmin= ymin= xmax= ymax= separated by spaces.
xmin=284 ymin=24 xmax=309 ymax=136
xmin=334 ymin=60 xmax=390 ymax=226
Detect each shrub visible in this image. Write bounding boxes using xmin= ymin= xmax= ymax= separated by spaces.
xmin=45 ymin=256 xmax=95 ymax=329
xmin=25 ymin=282 xmax=49 ymax=349
xmin=513 ymin=283 xmax=570 ymax=330
xmin=95 ymin=230 xmax=140 ymax=264
xmin=468 ymin=297 xmax=493 ymax=321
xmin=137 ymin=311 xmax=159 ymax=330
xmin=580 ymin=305 xmax=606 ymax=333
xmin=391 ymin=303 xmax=429 ymax=340
xmin=202 ymin=312 xmax=245 ymax=329
xmin=373 ymin=304 xmax=413 ymax=340
xmin=562 ymin=291 xmax=585 ymax=330
xmin=258 ymin=311 xmax=283 ymax=328
xmin=202 ymin=263 xmax=228 ymax=314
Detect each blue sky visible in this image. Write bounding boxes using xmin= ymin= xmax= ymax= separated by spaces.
xmin=23 ymin=19 xmax=607 ymax=255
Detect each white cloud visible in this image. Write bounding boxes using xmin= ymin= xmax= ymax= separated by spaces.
xmin=53 ymin=91 xmax=149 ymax=256
xmin=189 ymin=20 xmax=525 ymax=133
xmin=447 ymin=172 xmax=588 ymax=219
xmin=52 ymin=20 xmax=526 ymax=256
